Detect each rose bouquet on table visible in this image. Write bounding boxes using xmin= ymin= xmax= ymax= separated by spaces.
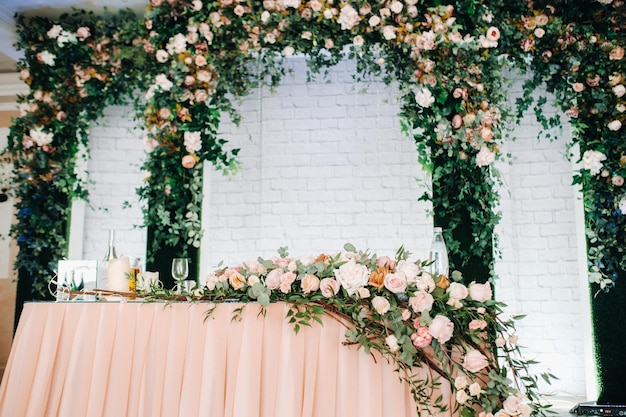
xmin=140 ymin=244 xmax=552 ymax=417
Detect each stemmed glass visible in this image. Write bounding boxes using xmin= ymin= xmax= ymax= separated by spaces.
xmin=171 ymin=258 xmax=189 ymax=293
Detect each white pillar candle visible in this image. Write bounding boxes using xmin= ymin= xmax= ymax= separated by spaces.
xmin=107 ymin=256 xmax=130 ymax=292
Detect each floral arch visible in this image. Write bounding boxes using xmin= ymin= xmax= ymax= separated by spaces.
xmin=5 ymin=0 xmax=626 ymax=409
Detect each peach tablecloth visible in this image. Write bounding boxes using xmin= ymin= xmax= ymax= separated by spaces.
xmin=0 ymin=302 xmax=454 ymax=417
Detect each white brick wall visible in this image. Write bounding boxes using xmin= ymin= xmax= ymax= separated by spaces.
xmin=84 ymin=57 xmax=587 ymax=396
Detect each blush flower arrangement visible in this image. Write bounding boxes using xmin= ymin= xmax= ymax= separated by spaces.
xmin=139 ymin=0 xmax=514 ymax=277
xmin=140 ymin=244 xmax=553 ymax=417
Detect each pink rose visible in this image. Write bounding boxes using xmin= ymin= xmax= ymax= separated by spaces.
xmin=181 ymin=155 xmax=196 ymax=169
xmin=320 ymin=278 xmax=341 ymax=297
xmin=408 ymin=291 xmax=434 ymax=313
xmin=429 ymin=315 xmax=454 ymax=344
xmin=301 ymin=274 xmax=320 ymax=294
xmin=265 ymin=268 xmax=283 ymax=290
xmin=376 ymin=255 xmax=395 ymax=269
xmin=468 ymin=282 xmax=492 ymax=302
xmin=401 ymin=309 xmax=411 ymax=321
xmin=56 ymin=111 xmax=67 ymax=122
xmin=410 ymin=326 xmax=432 ymax=348
xmin=76 ymin=26 xmax=91 ymax=41
xmin=463 ymin=349 xmax=489 ymax=373
xmin=384 ymin=272 xmax=407 ymax=294
xmin=371 ymin=296 xmax=390 ymax=314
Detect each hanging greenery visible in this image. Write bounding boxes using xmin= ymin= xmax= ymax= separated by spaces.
xmin=7 ymin=9 xmax=151 ymax=296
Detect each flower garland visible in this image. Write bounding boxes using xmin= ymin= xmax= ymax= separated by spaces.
xmin=140 ymin=0 xmax=512 ymax=278
xmin=139 ymin=244 xmax=552 ymax=417
xmin=6 ymin=10 xmax=150 ymax=295
xmin=502 ymin=0 xmax=626 ymax=291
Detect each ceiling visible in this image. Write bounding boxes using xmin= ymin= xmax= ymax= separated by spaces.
xmin=0 ymin=0 xmax=146 ymax=73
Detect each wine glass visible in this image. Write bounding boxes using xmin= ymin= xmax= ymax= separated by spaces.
xmin=171 ymin=258 xmax=189 ymax=293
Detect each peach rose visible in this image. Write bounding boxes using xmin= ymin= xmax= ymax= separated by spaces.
xmin=368 ymin=269 xmax=384 ymax=288
xmin=182 ymin=154 xmax=196 ymax=169
xmin=610 ymin=46 xmax=624 ymax=61
xmin=301 ymin=274 xmax=320 ymax=294
xmin=371 ymin=295 xmax=390 ymax=314
xmin=228 ymin=270 xmax=246 ymax=290
xmin=463 ymin=349 xmax=489 ymax=373
xmin=469 ymin=281 xmax=493 ymax=302
xmin=429 ymin=315 xmax=454 ymax=344
xmin=469 ymin=319 xmax=488 ymax=330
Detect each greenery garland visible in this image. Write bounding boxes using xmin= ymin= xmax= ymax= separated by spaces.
xmin=6 ymin=9 xmax=150 ymax=296
xmin=504 ymin=0 xmax=626 ymax=293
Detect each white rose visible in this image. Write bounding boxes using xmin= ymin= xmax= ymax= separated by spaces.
xmin=613 ymin=84 xmax=626 ymax=97
xmin=469 ymin=382 xmax=482 ymax=397
xmin=415 ymin=88 xmax=435 ymax=107
xmin=369 ymin=15 xmax=381 ymax=27
xmin=415 ymin=272 xmax=436 ymax=292
xmin=389 ymin=1 xmax=403 ymax=13
xmin=447 ymin=282 xmax=468 ymax=300
xmin=155 ymin=49 xmax=169 ymax=63
xmin=183 ymin=131 xmax=202 ymax=153
xmin=581 ymin=150 xmax=607 ymax=175
xmin=429 ymin=315 xmax=454 ymax=344
xmin=456 ymin=390 xmax=469 ymax=404
xmin=385 ymin=334 xmax=400 ymax=352
xmin=476 ymin=146 xmax=496 ymax=167
xmin=333 ymin=259 xmax=370 ymax=296
xmin=382 ymin=25 xmax=397 ymax=40
xmin=205 ymin=273 xmax=219 ymax=291
xmin=454 ymin=375 xmax=468 ymax=389
xmin=620 ymin=197 xmax=626 ymax=214
xmin=396 ymin=260 xmax=420 ymax=283
xmin=372 ymin=295 xmax=391 ymax=314
xmin=608 ymin=120 xmax=622 ymax=131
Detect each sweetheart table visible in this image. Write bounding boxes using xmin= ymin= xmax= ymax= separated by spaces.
xmin=0 ymin=301 xmax=456 ymax=417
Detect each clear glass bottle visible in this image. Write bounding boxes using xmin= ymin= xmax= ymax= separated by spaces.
xmin=98 ymin=230 xmax=118 ymax=289
xmin=429 ymin=227 xmax=449 ymax=277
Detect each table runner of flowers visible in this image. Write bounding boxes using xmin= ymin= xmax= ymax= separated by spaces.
xmin=137 ymin=244 xmax=553 ymax=417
